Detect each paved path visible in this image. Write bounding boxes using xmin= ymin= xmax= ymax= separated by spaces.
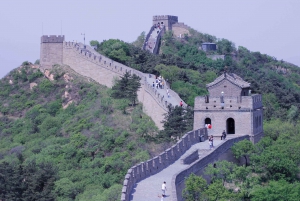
xmin=146 ymin=75 xmax=182 ymax=108
xmin=130 ymin=137 xmax=236 ymax=201
xmin=145 ymin=26 xmax=164 ymax=53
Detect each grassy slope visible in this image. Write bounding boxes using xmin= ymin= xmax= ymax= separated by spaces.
xmin=0 ymin=64 xmax=171 ymax=200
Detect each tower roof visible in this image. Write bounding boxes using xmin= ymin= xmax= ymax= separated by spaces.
xmin=206 ymin=73 xmax=251 ymax=89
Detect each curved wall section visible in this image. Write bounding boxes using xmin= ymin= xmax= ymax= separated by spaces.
xmin=171 ymin=135 xmax=250 ymax=201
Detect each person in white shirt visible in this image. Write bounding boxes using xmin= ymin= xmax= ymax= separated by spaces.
xmin=162 ymin=181 xmax=167 ymax=197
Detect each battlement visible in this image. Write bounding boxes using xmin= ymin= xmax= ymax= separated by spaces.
xmin=194 ymin=94 xmax=262 ymax=110
xmin=153 ymin=15 xmax=178 ymax=21
xmin=41 ymin=35 xmax=64 ymax=43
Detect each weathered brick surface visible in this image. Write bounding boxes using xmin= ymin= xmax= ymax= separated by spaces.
xmin=40 ymin=38 xmax=185 ymax=129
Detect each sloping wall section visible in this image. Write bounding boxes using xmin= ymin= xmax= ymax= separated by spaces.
xmin=62 ymin=42 xmax=177 ymax=129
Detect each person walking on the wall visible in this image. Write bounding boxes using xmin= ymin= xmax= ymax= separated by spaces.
xmin=209 ymin=139 xmax=213 ymax=149
xmin=180 ymin=101 xmax=183 ymax=107
xmin=221 ymin=130 xmax=227 ymax=140
xmin=162 ymin=181 xmax=167 ymax=197
xmin=209 ymin=135 xmax=214 ymax=148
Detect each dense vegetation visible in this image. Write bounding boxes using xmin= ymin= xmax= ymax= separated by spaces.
xmin=183 ymin=120 xmax=300 ymax=200
xmin=90 ymin=27 xmax=300 ymax=200
xmin=0 ymin=64 xmax=165 ymax=200
xmin=1 ymin=22 xmax=300 ymax=201
xmin=93 ymin=29 xmax=300 ymax=121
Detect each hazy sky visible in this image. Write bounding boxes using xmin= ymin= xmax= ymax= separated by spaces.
xmin=0 ymin=0 xmax=299 ymax=78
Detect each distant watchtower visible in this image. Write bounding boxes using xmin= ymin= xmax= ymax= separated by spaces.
xmin=40 ymin=35 xmax=65 ymax=69
xmin=193 ymin=72 xmax=263 ymax=143
xmin=152 ymin=15 xmax=178 ymax=31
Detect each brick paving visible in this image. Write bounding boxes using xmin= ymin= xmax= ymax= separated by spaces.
xmin=130 ymin=137 xmax=236 ymax=201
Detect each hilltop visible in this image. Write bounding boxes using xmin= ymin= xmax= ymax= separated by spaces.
xmin=0 ymin=63 xmax=169 ymax=200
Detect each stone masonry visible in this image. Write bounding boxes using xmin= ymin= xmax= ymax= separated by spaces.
xmin=40 ymin=36 xmax=187 ymax=129
xmin=40 ymin=34 xmax=264 ymax=201
xmin=40 ymin=35 xmax=64 ymax=70
xmin=194 ymin=73 xmax=264 ymax=143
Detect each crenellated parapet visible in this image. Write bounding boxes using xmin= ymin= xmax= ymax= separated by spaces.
xmin=62 ymin=41 xmax=186 ymax=119
xmin=194 ymin=94 xmax=262 ymax=111
xmin=153 ymin=15 xmax=178 ymax=21
xmin=171 ymin=135 xmax=250 ymax=201
xmin=121 ymin=128 xmax=208 ymax=201
xmin=41 ymin=35 xmax=64 ymax=43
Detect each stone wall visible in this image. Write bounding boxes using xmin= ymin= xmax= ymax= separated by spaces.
xmin=172 ymin=22 xmax=191 ymax=38
xmin=40 ymin=35 xmax=64 ymax=69
xmin=121 ymin=128 xmax=207 ymax=201
xmin=171 ymin=135 xmax=250 ymax=201
xmin=62 ymin=42 xmax=182 ymax=129
xmin=153 ymin=15 xmax=178 ymax=30
xmin=180 ymin=150 xmax=199 ymax=165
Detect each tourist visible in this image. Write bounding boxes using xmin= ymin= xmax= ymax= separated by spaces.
xmin=152 ymin=82 xmax=155 ymax=88
xmin=221 ymin=130 xmax=227 ymax=140
xmin=180 ymin=101 xmax=183 ymax=107
xmin=209 ymin=140 xmax=213 ymax=149
xmin=162 ymin=181 xmax=167 ymax=197
xmin=209 ymin=135 xmax=214 ymax=148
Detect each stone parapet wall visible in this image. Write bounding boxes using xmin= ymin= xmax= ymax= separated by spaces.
xmin=171 ymin=135 xmax=250 ymax=201
xmin=180 ymin=150 xmax=199 ymax=165
xmin=172 ymin=22 xmax=191 ymax=30
xmin=143 ymin=25 xmax=156 ymax=50
xmin=194 ymin=95 xmax=262 ymax=110
xmin=41 ymin=35 xmax=64 ymax=43
xmin=121 ymin=128 xmax=208 ymax=201
xmin=62 ymin=42 xmax=186 ymax=129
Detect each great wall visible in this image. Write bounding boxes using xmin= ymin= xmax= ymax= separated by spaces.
xmin=40 ymin=15 xmax=263 ymax=201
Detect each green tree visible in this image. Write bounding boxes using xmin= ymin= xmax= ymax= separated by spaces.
xmin=160 ymin=105 xmax=189 ymax=140
xmin=251 ymin=180 xmax=300 ymax=201
xmin=231 ymin=139 xmax=255 ymax=166
xmin=205 ymin=161 xmax=236 ymax=185
xmin=132 ymin=32 xmax=145 ymax=48
xmin=111 ymin=71 xmax=141 ymax=106
xmin=182 ymin=173 xmax=207 ymax=201
xmin=204 ymin=179 xmax=240 ymax=201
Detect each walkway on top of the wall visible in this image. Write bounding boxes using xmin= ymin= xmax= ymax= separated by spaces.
xmin=144 ymin=25 xmax=164 ymax=54
xmin=130 ymin=135 xmax=241 ymax=201
xmin=67 ymin=42 xmax=184 ymax=109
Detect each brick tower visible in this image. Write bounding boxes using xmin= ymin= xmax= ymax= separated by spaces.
xmin=40 ymin=35 xmax=65 ymax=69
xmin=152 ymin=15 xmax=178 ymax=31
xmin=193 ymin=72 xmax=263 ymax=143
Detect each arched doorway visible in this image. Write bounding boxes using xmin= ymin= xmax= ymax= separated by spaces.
xmin=226 ymin=118 xmax=235 ymax=134
xmin=204 ymin=118 xmax=211 ymax=127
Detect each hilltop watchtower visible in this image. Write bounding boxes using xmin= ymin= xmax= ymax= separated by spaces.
xmin=152 ymin=15 xmax=178 ymax=31
xmin=193 ymin=72 xmax=263 ymax=143
xmin=40 ymin=35 xmax=64 ymax=69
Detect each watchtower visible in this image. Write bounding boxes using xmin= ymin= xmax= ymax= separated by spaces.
xmin=152 ymin=15 xmax=178 ymax=31
xmin=193 ymin=72 xmax=263 ymax=143
xmin=40 ymin=35 xmax=65 ymax=69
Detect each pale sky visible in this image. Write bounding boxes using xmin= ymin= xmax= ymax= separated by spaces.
xmin=0 ymin=0 xmax=299 ymax=78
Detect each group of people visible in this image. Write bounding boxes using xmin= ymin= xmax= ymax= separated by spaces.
xmin=152 ymin=75 xmax=165 ymax=89
xmin=208 ymin=130 xmax=227 ymax=149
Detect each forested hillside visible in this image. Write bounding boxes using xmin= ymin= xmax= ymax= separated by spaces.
xmin=90 ymin=28 xmax=300 ymax=200
xmin=0 ymin=64 xmax=165 ymax=200
xmin=1 ymin=24 xmax=300 ymax=201
xmin=93 ymin=28 xmax=300 ymax=122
